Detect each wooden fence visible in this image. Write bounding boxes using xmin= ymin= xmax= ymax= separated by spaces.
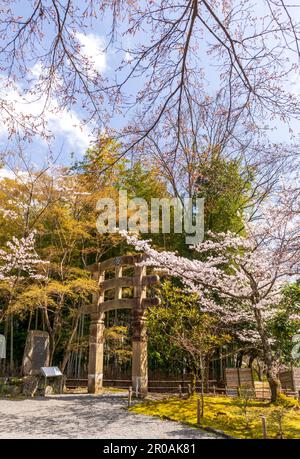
xmin=66 ymin=378 xmax=226 ymax=394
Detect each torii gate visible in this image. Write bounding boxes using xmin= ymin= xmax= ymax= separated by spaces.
xmin=83 ymin=255 xmax=159 ymax=397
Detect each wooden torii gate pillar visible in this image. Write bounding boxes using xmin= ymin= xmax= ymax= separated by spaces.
xmin=84 ymin=255 xmax=159 ymax=397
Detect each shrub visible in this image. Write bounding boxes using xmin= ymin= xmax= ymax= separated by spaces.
xmin=275 ymin=393 xmax=300 ymax=409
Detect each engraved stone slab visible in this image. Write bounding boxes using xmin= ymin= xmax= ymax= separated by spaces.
xmin=22 ymin=330 xmax=50 ymax=375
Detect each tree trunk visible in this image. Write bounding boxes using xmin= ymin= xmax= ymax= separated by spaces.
xmin=77 ymin=314 xmax=85 ymax=378
xmin=236 ymin=351 xmax=243 ymax=368
xmin=49 ymin=306 xmax=63 ymax=365
xmin=27 ymin=311 xmax=33 ymax=332
xmin=248 ymin=351 xmax=257 ymax=369
xmin=43 ymin=309 xmax=55 ymax=365
xmin=204 ymin=354 xmax=210 ymax=391
xmin=35 ymin=309 xmax=39 ymax=329
xmin=253 ymin=306 xmax=279 ymax=402
xmin=10 ymin=315 xmax=14 ymax=374
xmin=199 ymin=356 xmax=205 ymax=418
xmin=266 ymin=367 xmax=279 ymax=403
xmin=190 ymin=371 xmax=196 ymax=395
xmin=61 ymin=314 xmax=80 ymax=373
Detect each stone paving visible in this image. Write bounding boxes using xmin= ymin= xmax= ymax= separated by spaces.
xmin=0 ymin=392 xmax=219 ymax=439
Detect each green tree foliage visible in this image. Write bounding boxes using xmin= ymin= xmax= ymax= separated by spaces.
xmin=0 ymin=138 xmax=170 ymax=374
xmin=272 ymin=283 xmax=300 ymax=365
xmin=104 ymin=325 xmax=132 ymax=366
xmin=147 ymin=280 xmax=231 ymax=378
xmin=196 ymin=151 xmax=252 ymax=234
xmin=0 ymin=139 xmax=266 ymax=380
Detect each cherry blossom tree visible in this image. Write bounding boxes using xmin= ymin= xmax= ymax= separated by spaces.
xmin=121 ymin=188 xmax=300 ymax=401
xmin=0 ymin=230 xmax=48 ymax=370
xmin=0 ymin=231 xmax=48 ymax=285
xmin=0 ymin=1 xmax=299 ymax=162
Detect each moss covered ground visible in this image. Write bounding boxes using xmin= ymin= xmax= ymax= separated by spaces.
xmin=130 ymin=394 xmax=300 ymax=439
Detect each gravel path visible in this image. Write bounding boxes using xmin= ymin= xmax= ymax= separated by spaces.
xmin=0 ymin=393 xmax=219 ymax=439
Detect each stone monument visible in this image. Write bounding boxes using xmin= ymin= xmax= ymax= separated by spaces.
xmin=22 ymin=330 xmax=50 ymax=375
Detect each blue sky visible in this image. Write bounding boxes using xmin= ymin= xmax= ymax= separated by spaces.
xmin=0 ymin=1 xmax=299 ymax=173
xmin=0 ymin=2 xmax=134 ymax=168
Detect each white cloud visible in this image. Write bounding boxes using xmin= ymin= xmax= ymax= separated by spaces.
xmin=76 ymin=32 xmax=107 ymax=73
xmin=0 ymin=75 xmax=93 ymax=154
xmin=124 ymin=51 xmax=133 ymax=63
xmin=47 ymin=107 xmax=92 ymax=151
xmin=0 ymin=32 xmax=108 ymax=153
xmin=29 ymin=62 xmax=43 ymax=79
xmin=0 ymin=168 xmax=15 ymax=180
xmin=0 ymin=168 xmax=30 ymax=181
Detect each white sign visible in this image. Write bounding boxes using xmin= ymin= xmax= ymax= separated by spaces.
xmin=40 ymin=366 xmax=63 ymax=377
xmin=0 ymin=334 xmax=6 ymax=359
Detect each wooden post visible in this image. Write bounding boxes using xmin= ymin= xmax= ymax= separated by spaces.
xmin=197 ymin=398 xmax=201 ymax=425
xmin=188 ymin=383 xmax=191 ymax=396
xmin=261 ymin=415 xmax=267 ymax=439
xmin=298 ymin=390 xmax=300 ymax=402
xmin=213 ymin=385 xmax=216 ymax=395
xmin=128 ymin=386 xmax=132 ymax=407
xmin=178 ymin=384 xmax=182 ymax=398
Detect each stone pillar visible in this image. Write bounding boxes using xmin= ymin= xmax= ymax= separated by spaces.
xmin=88 ymin=312 xmax=105 ymax=394
xmin=132 ymin=310 xmax=148 ymax=398
xmin=132 ymin=263 xmax=148 ymax=397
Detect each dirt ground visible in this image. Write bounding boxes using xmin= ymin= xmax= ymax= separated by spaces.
xmin=0 ymin=392 xmax=219 ymax=439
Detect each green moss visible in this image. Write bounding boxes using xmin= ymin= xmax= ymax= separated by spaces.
xmin=130 ymin=395 xmax=300 ymax=439
xmin=273 ymin=393 xmax=300 ymax=409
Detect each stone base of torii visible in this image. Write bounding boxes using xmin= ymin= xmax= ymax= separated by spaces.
xmin=83 ymin=255 xmax=159 ymax=397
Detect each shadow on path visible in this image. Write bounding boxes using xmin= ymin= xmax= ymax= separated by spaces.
xmin=0 ymin=392 xmax=219 ymax=439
